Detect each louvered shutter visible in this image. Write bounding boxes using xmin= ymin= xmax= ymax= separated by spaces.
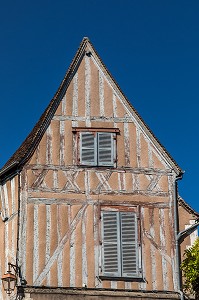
xmin=98 ymin=133 xmax=114 ymax=166
xmin=80 ymin=132 xmax=97 ymax=165
xmin=102 ymin=212 xmax=120 ymax=276
xmin=121 ymin=212 xmax=138 ymax=277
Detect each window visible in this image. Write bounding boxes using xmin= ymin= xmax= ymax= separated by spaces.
xmin=79 ymin=131 xmax=117 ymax=167
xmin=101 ymin=210 xmax=141 ymax=278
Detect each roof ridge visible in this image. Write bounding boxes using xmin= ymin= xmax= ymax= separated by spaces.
xmin=0 ymin=37 xmax=182 ymax=180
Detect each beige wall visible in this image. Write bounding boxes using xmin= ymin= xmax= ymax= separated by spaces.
xmin=21 ymin=51 xmax=179 ymax=292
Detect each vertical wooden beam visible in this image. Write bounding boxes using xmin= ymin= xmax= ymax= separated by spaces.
xmin=99 ymin=72 xmax=105 ymax=117
xmin=148 ymin=143 xmax=153 ymax=168
xmin=3 ymin=185 xmax=9 ymax=217
xmin=62 ymin=95 xmax=66 ymax=116
xmin=57 ymin=205 xmax=63 ymax=287
xmin=0 ymin=185 xmax=6 ymax=220
xmin=168 ymin=174 xmax=177 ymax=290
xmin=149 ymin=208 xmax=157 ymax=290
xmin=69 ymin=205 xmax=75 ymax=287
xmin=72 ymin=73 xmax=78 ymax=127
xmin=139 ymin=207 xmax=147 ymax=290
xmin=159 ymin=208 xmax=168 ymax=290
xmin=82 ymin=208 xmax=87 ymax=287
xmin=33 ymin=205 xmax=39 ymax=282
xmin=11 ymin=178 xmax=16 ymax=214
xmin=35 ymin=145 xmax=40 ymax=165
xmin=94 ymin=204 xmax=101 ymax=288
xmin=4 ymin=222 xmax=8 ymax=271
xmin=18 ymin=171 xmax=28 ymax=279
xmin=46 ymin=125 xmax=52 ymax=165
xmin=53 ymin=170 xmax=58 ymax=190
xmin=46 ymin=205 xmax=51 ymax=285
xmin=124 ymin=118 xmax=130 ymax=166
xmin=136 ymin=128 xmax=141 ymax=167
xmin=11 ymin=217 xmax=16 ymax=262
xmin=60 ymin=120 xmax=65 ymax=166
xmin=85 ymin=55 xmax=91 ymax=127
xmin=0 ymin=259 xmax=4 ymax=299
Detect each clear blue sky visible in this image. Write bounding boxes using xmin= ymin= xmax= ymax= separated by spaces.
xmin=0 ymin=0 xmax=199 ymax=213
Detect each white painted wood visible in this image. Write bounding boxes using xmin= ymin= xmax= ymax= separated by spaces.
xmin=53 ymin=170 xmax=58 ymax=190
xmin=149 ymin=210 xmax=157 ymax=290
xmin=111 ymin=281 xmax=117 ymax=289
xmin=35 ymin=144 xmax=40 ymax=165
xmin=60 ymin=120 xmax=65 ymax=166
xmin=0 ymin=260 xmax=4 ymax=300
xmin=136 ymin=128 xmax=141 ymax=168
xmin=118 ymin=172 xmax=122 ymax=191
xmin=82 ymin=207 xmax=87 ymax=287
xmin=159 ymin=208 xmax=168 ymax=290
xmin=95 ymin=171 xmax=112 ymax=192
xmin=90 ymin=48 xmax=177 ymax=171
xmin=85 ymin=55 xmax=91 ymax=127
xmin=94 ymin=204 xmax=101 ymax=288
xmin=125 ymin=282 xmax=131 ymax=289
xmin=11 ymin=217 xmax=15 ymax=261
xmin=3 ymin=185 xmax=9 ymax=217
xmin=99 ymin=72 xmax=105 ymax=117
xmin=34 ymin=203 xmax=88 ymax=286
xmin=132 ymin=173 xmax=139 ymax=192
xmin=124 ymin=119 xmax=130 ymax=166
xmin=72 ymin=73 xmax=78 ymax=127
xmin=148 ymin=143 xmax=153 ymax=168
xmin=168 ymin=174 xmax=177 ymax=290
xmin=139 ymin=207 xmax=146 ymax=290
xmin=112 ymin=93 xmax=117 ymax=118
xmin=5 ymin=222 xmax=8 ymax=271
xmin=18 ymin=172 xmax=28 ymax=279
xmin=69 ymin=205 xmax=75 ymax=287
xmin=46 ymin=205 xmax=51 ymax=285
xmin=0 ymin=185 xmax=6 ymax=220
xmin=11 ymin=178 xmax=16 ymax=215
xmin=62 ymin=95 xmax=66 ymax=115
xmin=57 ymin=205 xmax=63 ymax=287
xmin=46 ymin=125 xmax=52 ymax=164
xmin=33 ymin=205 xmax=39 ymax=282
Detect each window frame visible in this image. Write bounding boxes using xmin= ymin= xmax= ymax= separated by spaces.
xmin=100 ymin=206 xmax=142 ymax=280
xmin=73 ymin=127 xmax=119 ymax=167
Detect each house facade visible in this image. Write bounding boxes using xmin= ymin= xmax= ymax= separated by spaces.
xmin=0 ymin=38 xmax=198 ymax=300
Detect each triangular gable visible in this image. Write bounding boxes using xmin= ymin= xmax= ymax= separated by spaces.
xmin=0 ymin=37 xmax=182 ymax=181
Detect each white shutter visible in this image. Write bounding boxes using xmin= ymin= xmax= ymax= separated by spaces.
xmin=102 ymin=212 xmax=120 ymax=277
xmin=98 ymin=133 xmax=114 ymax=166
xmin=80 ymin=132 xmax=97 ymax=165
xmin=120 ymin=212 xmax=138 ymax=277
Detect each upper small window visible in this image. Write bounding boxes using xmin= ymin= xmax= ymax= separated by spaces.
xmin=79 ymin=131 xmax=116 ymax=167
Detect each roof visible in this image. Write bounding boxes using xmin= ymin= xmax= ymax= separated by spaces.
xmin=178 ymin=197 xmax=199 ymax=219
xmin=0 ymin=37 xmax=183 ymax=181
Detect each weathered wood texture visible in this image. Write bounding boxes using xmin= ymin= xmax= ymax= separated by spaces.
xmin=0 ymin=175 xmax=18 ymax=299
xmin=21 ymin=50 xmax=177 ymax=291
xmin=0 ymin=41 xmax=196 ymax=300
xmin=23 ymin=287 xmax=181 ymax=300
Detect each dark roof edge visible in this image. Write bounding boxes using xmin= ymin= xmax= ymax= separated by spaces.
xmin=0 ymin=38 xmax=88 ymax=179
xmin=0 ymin=37 xmax=182 ymax=180
xmin=178 ymin=197 xmax=199 ymax=218
xmin=87 ymin=39 xmax=182 ymax=174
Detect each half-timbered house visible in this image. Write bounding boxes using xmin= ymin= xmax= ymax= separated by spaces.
xmin=0 ymin=38 xmax=198 ymax=300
